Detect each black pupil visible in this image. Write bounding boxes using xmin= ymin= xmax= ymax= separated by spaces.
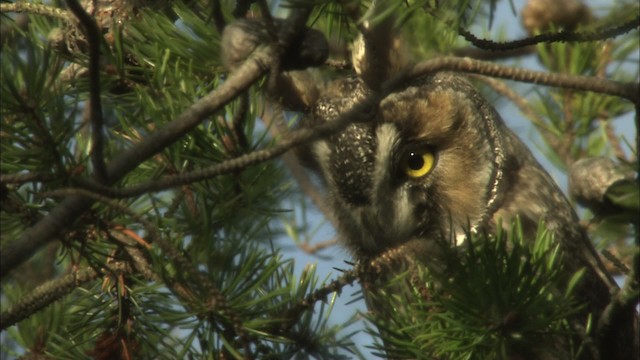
xmin=407 ymin=152 xmax=424 ymax=170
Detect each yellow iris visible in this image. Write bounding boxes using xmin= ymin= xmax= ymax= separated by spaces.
xmin=403 ymin=149 xmax=435 ymax=178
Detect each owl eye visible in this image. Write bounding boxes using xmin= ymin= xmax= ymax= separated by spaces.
xmin=402 ymin=148 xmax=435 ymax=178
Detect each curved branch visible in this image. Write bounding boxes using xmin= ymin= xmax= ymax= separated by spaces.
xmin=401 ymin=57 xmax=639 ymax=103
xmin=69 ymin=91 xmax=381 ymax=198
xmin=67 ymin=57 xmax=639 ymax=199
xmin=458 ymin=16 xmax=639 ymax=51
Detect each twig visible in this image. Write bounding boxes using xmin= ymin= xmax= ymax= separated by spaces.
xmin=601 ymin=249 xmax=630 ymax=275
xmin=402 ymin=57 xmax=639 ymax=103
xmin=604 ymin=121 xmax=629 ymax=162
xmin=452 ymin=46 xmax=535 ymax=61
xmin=278 ymin=268 xmax=359 ymax=332
xmin=458 ymin=16 xmax=640 ymax=51
xmin=277 ymin=239 xmax=430 ymax=335
xmin=0 ymin=264 xmax=116 ymax=330
xmin=0 ymin=3 xmax=72 ymax=22
xmin=65 ymin=0 xmax=107 ymax=183
xmin=70 ymin=91 xmax=380 ymax=198
xmin=0 ymin=172 xmax=56 ymax=184
xmin=298 ymin=238 xmax=338 ymax=255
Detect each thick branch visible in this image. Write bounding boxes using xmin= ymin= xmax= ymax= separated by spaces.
xmin=458 ymin=15 xmax=639 ymax=51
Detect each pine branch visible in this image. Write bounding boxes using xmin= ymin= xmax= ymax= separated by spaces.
xmin=403 ymin=56 xmax=639 ymax=103
xmin=0 ymin=3 xmax=72 ymax=22
xmin=65 ymin=0 xmax=107 ymax=182
xmin=41 ymin=188 xmax=256 ymax=358
xmin=0 ymin=44 xmax=275 ymax=278
xmin=0 ymin=264 xmax=126 ymax=330
xmin=66 ymin=88 xmax=381 ymax=199
xmin=0 ymin=4 xmax=320 ymax=279
xmin=458 ymin=15 xmax=640 ymax=51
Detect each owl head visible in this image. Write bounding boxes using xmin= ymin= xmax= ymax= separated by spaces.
xmin=301 ymin=73 xmax=510 ymax=259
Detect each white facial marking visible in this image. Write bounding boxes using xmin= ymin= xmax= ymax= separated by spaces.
xmin=372 ymin=123 xmax=397 ymax=203
xmin=371 ymin=124 xmax=415 ymax=242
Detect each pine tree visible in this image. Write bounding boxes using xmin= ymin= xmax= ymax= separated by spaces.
xmin=1 ymin=1 xmax=637 ymax=359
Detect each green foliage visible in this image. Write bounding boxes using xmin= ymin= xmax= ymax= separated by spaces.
xmin=0 ymin=0 xmax=637 ymax=359
xmin=367 ymin=223 xmax=586 ymax=359
xmin=0 ymin=1 xmax=358 ymax=357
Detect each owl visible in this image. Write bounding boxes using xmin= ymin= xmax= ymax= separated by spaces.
xmin=298 ymin=73 xmax=635 ymax=358
xmin=220 ymin=10 xmax=635 ymax=359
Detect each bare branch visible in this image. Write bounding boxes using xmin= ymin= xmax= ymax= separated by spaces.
xmin=65 ymin=0 xmax=107 ymax=183
xmin=402 ymin=57 xmax=639 ymax=103
xmin=458 ymin=15 xmax=639 ymax=51
xmin=452 ymin=46 xmax=535 ymax=61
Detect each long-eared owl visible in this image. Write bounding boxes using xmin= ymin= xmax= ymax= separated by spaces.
xmin=299 ymin=72 xmax=634 ymax=358
xmin=221 ymin=7 xmax=636 ymax=359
